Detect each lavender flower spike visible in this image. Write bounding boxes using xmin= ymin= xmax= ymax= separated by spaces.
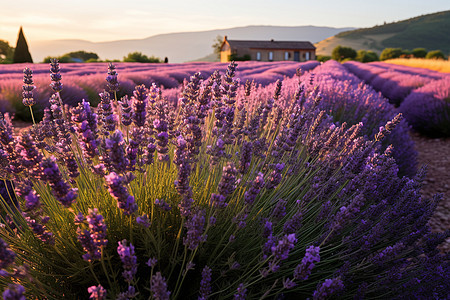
xmin=199 ymin=266 xmax=212 ymax=300
xmin=106 ymin=63 xmax=119 ymax=93
xmin=294 ymin=245 xmax=320 ymax=280
xmin=117 ymin=239 xmax=138 ymax=283
xmin=22 ymin=68 xmax=35 ymax=107
xmin=50 ymin=58 xmax=63 ymax=92
xmin=41 ymin=156 xmax=78 ymax=207
xmin=105 ymin=172 xmax=138 ymax=215
xmin=233 ymin=283 xmax=247 ymax=300
xmin=2 ymin=284 xmax=26 ymax=300
xmin=0 ymin=238 xmax=16 ymax=270
xmin=150 ymin=272 xmax=171 ymax=300
xmin=88 ymin=285 xmax=107 ymax=300
xmin=313 ymin=278 xmax=344 ymax=300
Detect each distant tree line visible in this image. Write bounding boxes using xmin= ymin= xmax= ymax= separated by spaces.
xmin=1 ymin=26 xmax=168 ymax=64
xmin=317 ymin=45 xmax=447 ymax=63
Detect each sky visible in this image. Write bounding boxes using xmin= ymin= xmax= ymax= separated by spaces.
xmin=1 ymin=0 xmax=449 ymax=45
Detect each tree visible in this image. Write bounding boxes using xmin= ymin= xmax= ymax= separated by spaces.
xmin=13 ymin=26 xmax=33 ymax=63
xmin=425 ymin=50 xmax=445 ymax=60
xmin=411 ymin=48 xmax=427 ymax=58
xmin=331 ymin=45 xmax=357 ymax=62
xmin=379 ymin=48 xmax=403 ymax=61
xmin=355 ymin=50 xmax=379 ymax=62
xmin=123 ymin=52 xmax=161 ymax=63
xmin=0 ymin=40 xmax=14 ymax=63
xmin=212 ymin=35 xmax=223 ymax=60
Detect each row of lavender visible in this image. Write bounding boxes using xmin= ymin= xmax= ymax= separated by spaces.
xmin=0 ymin=61 xmax=319 ymax=122
xmin=0 ymin=60 xmax=448 ymax=299
xmin=343 ymin=61 xmax=450 ymax=137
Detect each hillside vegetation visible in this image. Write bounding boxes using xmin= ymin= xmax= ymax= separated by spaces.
xmin=316 ymin=10 xmax=450 ymax=55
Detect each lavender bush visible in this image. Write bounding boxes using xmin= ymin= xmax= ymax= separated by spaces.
xmin=0 ymin=61 xmax=448 ymax=299
xmin=400 ymin=77 xmax=450 ymax=137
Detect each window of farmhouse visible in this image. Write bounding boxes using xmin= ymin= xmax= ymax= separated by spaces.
xmin=269 ymin=52 xmax=273 ymax=61
xmin=284 ymin=52 xmax=289 ymax=60
xmin=256 ymin=52 xmax=261 ymax=61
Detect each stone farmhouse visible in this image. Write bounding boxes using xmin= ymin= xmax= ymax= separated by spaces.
xmin=220 ymin=36 xmax=316 ymax=62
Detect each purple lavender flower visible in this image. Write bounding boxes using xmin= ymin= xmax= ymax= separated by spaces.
xmin=244 ymin=172 xmax=265 ymax=205
xmin=116 ymin=286 xmax=137 ymax=300
xmin=312 ymin=278 xmax=344 ymax=300
xmin=238 ymin=141 xmax=253 ymax=174
xmin=76 ymin=208 xmax=107 ymax=261
xmin=88 ymin=285 xmax=107 ymax=300
xmin=154 ymin=198 xmax=171 ymax=211
xmin=283 ymin=278 xmax=297 ymax=289
xmin=136 ymin=213 xmax=150 ymax=228
xmin=0 ymin=238 xmax=16 ymax=270
xmin=271 ymin=233 xmax=297 ymax=261
xmin=104 ymin=130 xmax=129 ymax=174
xmin=199 ymin=266 xmax=212 ymax=300
xmin=233 ymin=283 xmax=247 ymax=300
xmin=40 ymin=156 xmax=78 ymax=207
xmin=294 ymin=246 xmax=320 ymax=280
xmin=211 ymin=163 xmax=237 ymax=208
xmin=50 ymin=58 xmax=63 ymax=92
xmin=119 ymin=96 xmax=133 ymax=126
xmin=183 ymin=209 xmax=207 ymax=250
xmin=105 ymin=172 xmax=138 ymax=215
xmin=22 ymin=68 xmax=35 ymax=106
xmin=16 ymin=132 xmax=43 ymax=179
xmin=150 ymin=272 xmax=171 ymax=300
xmin=106 ymin=63 xmax=119 ymax=93
xmin=98 ymin=91 xmax=117 ymax=133
xmin=271 ymin=199 xmax=287 ymax=222
xmin=15 ymin=180 xmax=40 ymax=211
xmin=146 ymin=257 xmax=158 ymax=268
xmin=117 ymin=239 xmax=138 ymax=283
xmin=71 ymin=100 xmax=99 ymax=160
xmin=283 ymin=211 xmax=303 ymax=234
xmin=131 ymin=85 xmax=148 ymax=127
xmin=2 ymin=284 xmax=25 ymax=300
xmin=266 ymin=163 xmax=284 ymax=189
xmin=24 ymin=215 xmax=55 ymax=245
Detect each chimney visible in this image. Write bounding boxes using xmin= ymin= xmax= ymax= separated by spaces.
xmin=224 ymin=35 xmax=228 ymax=41
xmin=271 ymin=39 xmax=274 ymax=42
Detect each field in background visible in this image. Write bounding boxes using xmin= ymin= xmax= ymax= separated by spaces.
xmin=384 ymin=58 xmax=450 ymax=73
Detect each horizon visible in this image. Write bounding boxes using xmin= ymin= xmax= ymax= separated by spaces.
xmin=1 ymin=0 xmax=449 ymax=46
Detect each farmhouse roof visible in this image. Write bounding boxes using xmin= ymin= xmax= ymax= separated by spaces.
xmin=224 ymin=37 xmax=316 ymax=50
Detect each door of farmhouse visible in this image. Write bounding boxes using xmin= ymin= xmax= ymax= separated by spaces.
xmin=294 ymin=51 xmax=300 ymax=62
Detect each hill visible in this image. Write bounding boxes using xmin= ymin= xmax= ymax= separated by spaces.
xmin=315 ymin=10 xmax=450 ymax=55
xmin=28 ymin=25 xmax=355 ymax=63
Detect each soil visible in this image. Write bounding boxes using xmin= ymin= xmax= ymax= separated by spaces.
xmin=409 ymin=132 xmax=450 ymax=252
xmin=10 ymin=121 xmax=450 ymax=251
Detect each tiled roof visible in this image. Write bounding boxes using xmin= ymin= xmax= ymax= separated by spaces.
xmin=226 ymin=40 xmax=316 ymax=50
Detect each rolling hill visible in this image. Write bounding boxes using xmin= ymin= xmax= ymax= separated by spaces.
xmin=28 ymin=25 xmax=355 ymax=63
xmin=315 ymin=10 xmax=450 ymax=56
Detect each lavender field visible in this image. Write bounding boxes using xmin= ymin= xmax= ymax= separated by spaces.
xmin=0 ymin=60 xmax=449 ymax=299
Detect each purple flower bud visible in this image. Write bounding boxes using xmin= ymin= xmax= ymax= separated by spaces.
xmin=150 ymin=272 xmax=171 ymax=300
xmin=233 ymin=283 xmax=247 ymax=300
xmin=294 ymin=246 xmax=320 ymax=280
xmin=50 ymin=59 xmax=63 ymax=92
xmin=106 ymin=63 xmax=119 ymax=93
xmin=199 ymin=266 xmax=212 ymax=300
xmin=117 ymin=239 xmax=138 ymax=283
xmin=88 ymin=285 xmax=107 ymax=300
xmin=136 ymin=214 xmax=151 ymax=228
xmin=146 ymin=257 xmax=158 ymax=268
xmin=105 ymin=172 xmax=138 ymax=215
xmin=271 ymin=233 xmax=297 ymax=261
xmin=0 ymin=238 xmax=16 ymax=269
xmin=22 ymin=68 xmax=35 ymax=106
xmin=2 ymin=284 xmax=26 ymax=300
xmin=312 ymin=278 xmax=344 ymax=300
xmin=183 ymin=209 xmax=207 ymax=250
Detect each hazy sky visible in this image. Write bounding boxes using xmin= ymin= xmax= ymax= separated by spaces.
xmin=1 ymin=0 xmax=449 ymax=45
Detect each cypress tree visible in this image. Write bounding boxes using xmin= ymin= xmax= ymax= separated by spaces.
xmin=13 ymin=26 xmax=33 ymax=63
